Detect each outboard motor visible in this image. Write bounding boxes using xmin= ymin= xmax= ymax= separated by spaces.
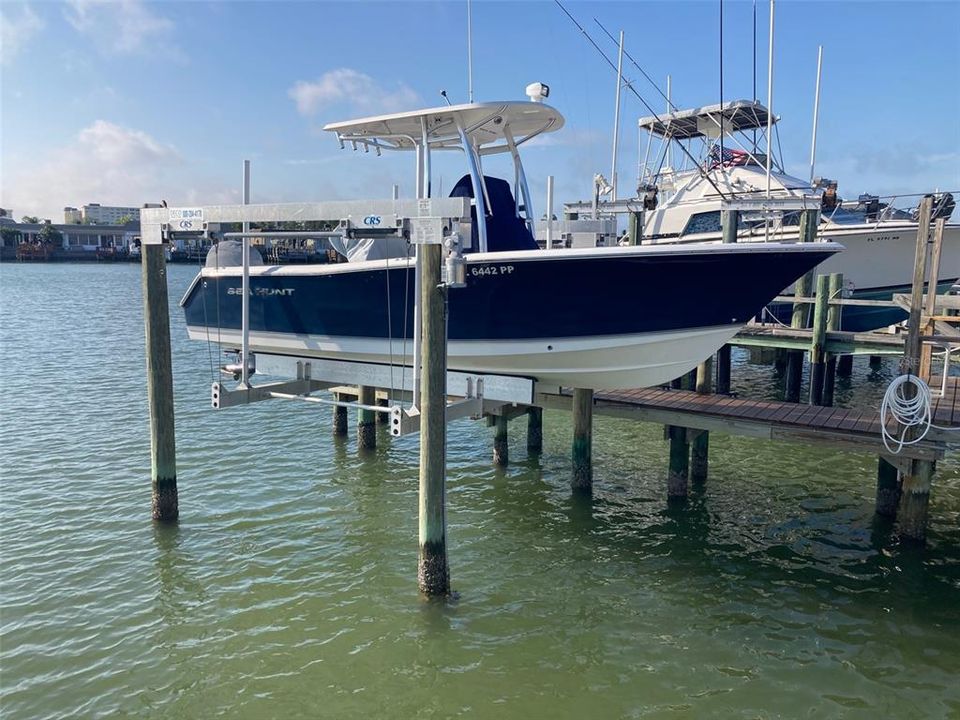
xmin=821 ymin=181 xmax=840 ymax=212
xmin=932 ymin=192 xmax=956 ymax=220
xmin=858 ymin=193 xmax=880 ymax=222
xmin=641 ymin=184 xmax=659 ymax=211
xmin=205 ymin=238 xmax=264 ymax=268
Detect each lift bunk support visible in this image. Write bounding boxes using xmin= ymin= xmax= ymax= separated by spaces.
xmin=142 ymin=197 xmax=543 ymax=595
xmin=141 ymin=198 xmax=537 ymax=432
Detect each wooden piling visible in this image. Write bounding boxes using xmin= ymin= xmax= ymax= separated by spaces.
xmin=142 ymin=243 xmax=178 ymax=522
xmin=896 ymin=196 xmax=934 ymax=542
xmin=713 ymin=209 xmax=738 ymax=396
xmin=332 ymin=393 xmax=347 ymax=436
xmin=875 ymin=457 xmax=900 ymax=517
xmin=899 ymin=460 xmax=935 ymax=541
xmin=526 ymin=407 xmax=543 ymax=454
xmin=690 ymin=358 xmax=712 ymax=484
xmin=716 ymin=346 xmax=732 ymax=395
xmin=376 ymin=397 xmax=389 ymax=425
xmin=808 ymin=274 xmax=830 ymax=406
xmin=822 ymin=273 xmax=843 ymax=406
xmin=822 ymin=358 xmax=837 ymax=407
xmin=784 ymin=352 xmax=804 ymax=402
xmin=721 ymin=209 xmax=739 ymax=244
xmin=924 ymin=218 xmax=946 ymax=318
xmin=627 ymin=211 xmax=644 ymax=246
xmin=837 ymin=354 xmax=854 ymax=377
xmin=667 ymin=426 xmax=689 ymax=499
xmin=493 ymin=415 xmax=509 ymax=466
xmin=696 ymin=359 xmax=713 ymax=394
xmin=785 ymin=208 xmax=819 ymax=402
xmin=417 ymin=243 xmax=449 ymax=595
xmin=358 ymin=386 xmax=376 ymax=449
xmin=571 ymin=389 xmax=593 ymax=493
xmin=774 ymin=349 xmax=788 ymax=374
xmin=919 ymin=217 xmax=946 ymax=381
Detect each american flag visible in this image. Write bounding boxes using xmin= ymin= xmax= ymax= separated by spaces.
xmin=708 ymin=144 xmax=751 ymax=169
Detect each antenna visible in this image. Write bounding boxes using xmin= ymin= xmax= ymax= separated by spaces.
xmin=467 ymin=0 xmax=474 ymax=103
xmin=440 ymin=90 xmax=453 ymax=107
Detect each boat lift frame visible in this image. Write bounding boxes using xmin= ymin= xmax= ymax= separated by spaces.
xmin=140 ymin=198 xmax=537 ymax=437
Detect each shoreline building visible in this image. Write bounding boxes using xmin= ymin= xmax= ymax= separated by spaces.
xmin=64 ymin=203 xmax=142 ymax=224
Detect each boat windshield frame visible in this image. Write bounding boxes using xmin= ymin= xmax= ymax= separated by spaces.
xmin=638 ymin=100 xmax=774 ymax=140
xmin=638 ymin=100 xmax=786 ymax=191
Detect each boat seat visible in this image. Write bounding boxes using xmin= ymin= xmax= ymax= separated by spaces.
xmin=450 ymin=174 xmax=539 ymax=253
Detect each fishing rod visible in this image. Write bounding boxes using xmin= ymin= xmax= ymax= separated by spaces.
xmin=554 ymin=0 xmax=728 ymax=199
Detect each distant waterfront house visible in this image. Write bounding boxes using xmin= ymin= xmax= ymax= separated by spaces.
xmin=0 ymin=219 xmax=141 ymax=260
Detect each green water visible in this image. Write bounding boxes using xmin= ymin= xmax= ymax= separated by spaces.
xmin=1 ymin=263 xmax=958 ymax=719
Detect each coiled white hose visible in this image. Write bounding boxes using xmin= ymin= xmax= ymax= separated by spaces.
xmin=880 ymin=375 xmax=932 ymax=454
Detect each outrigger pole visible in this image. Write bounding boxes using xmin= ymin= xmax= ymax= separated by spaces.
xmin=809 ymin=45 xmax=823 ymax=185
xmin=765 ymin=0 xmax=775 ymax=202
xmin=555 ymin=2 xmax=728 ymax=199
xmin=610 ymin=30 xmax=625 ymax=200
xmin=764 ymin=0 xmax=775 ymax=241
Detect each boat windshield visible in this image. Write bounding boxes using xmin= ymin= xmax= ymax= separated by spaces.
xmin=824 ymin=202 xmax=914 ymax=226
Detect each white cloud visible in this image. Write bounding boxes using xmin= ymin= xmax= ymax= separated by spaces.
xmin=0 ymin=5 xmax=44 ymax=65
xmin=1 ymin=120 xmax=182 ymax=220
xmin=289 ymin=68 xmax=420 ymax=117
xmin=64 ymin=0 xmax=181 ymax=59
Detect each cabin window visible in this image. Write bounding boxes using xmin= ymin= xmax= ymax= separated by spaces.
xmin=680 ymin=211 xmax=722 ymax=236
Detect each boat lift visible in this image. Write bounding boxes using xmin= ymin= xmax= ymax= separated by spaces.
xmin=140 ymin=198 xmax=538 ymax=437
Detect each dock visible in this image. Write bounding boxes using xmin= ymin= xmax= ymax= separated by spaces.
xmin=539 ymin=376 xmax=958 ymax=463
xmin=138 ymin=194 xmax=958 ymax=597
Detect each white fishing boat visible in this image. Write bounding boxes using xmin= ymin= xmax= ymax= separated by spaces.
xmin=181 ymin=93 xmax=840 ymax=389
xmin=573 ymin=100 xmax=959 ymax=331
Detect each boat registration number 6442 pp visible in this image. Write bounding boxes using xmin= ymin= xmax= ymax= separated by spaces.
xmin=470 ymin=264 xmax=515 ymax=277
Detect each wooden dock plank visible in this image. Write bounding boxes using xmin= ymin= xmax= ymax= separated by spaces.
xmin=780 ymin=403 xmax=812 ymax=425
xmin=823 ymin=408 xmax=855 ymax=430
xmin=549 ymin=371 xmax=957 ymax=462
xmin=836 ymin=411 xmax=866 ymax=432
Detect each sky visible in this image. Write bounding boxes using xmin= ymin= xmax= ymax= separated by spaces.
xmin=1 ymin=0 xmax=958 ymax=222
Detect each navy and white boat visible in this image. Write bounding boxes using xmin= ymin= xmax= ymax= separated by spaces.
xmin=181 ymin=95 xmax=840 ymax=390
xmin=618 ymin=100 xmax=959 ymax=331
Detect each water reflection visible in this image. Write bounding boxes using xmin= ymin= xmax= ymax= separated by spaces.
xmin=152 ymin=523 xmax=207 ymax=628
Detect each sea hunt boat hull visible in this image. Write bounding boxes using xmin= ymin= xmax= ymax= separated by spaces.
xmin=181 ymin=243 xmax=839 ymax=390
